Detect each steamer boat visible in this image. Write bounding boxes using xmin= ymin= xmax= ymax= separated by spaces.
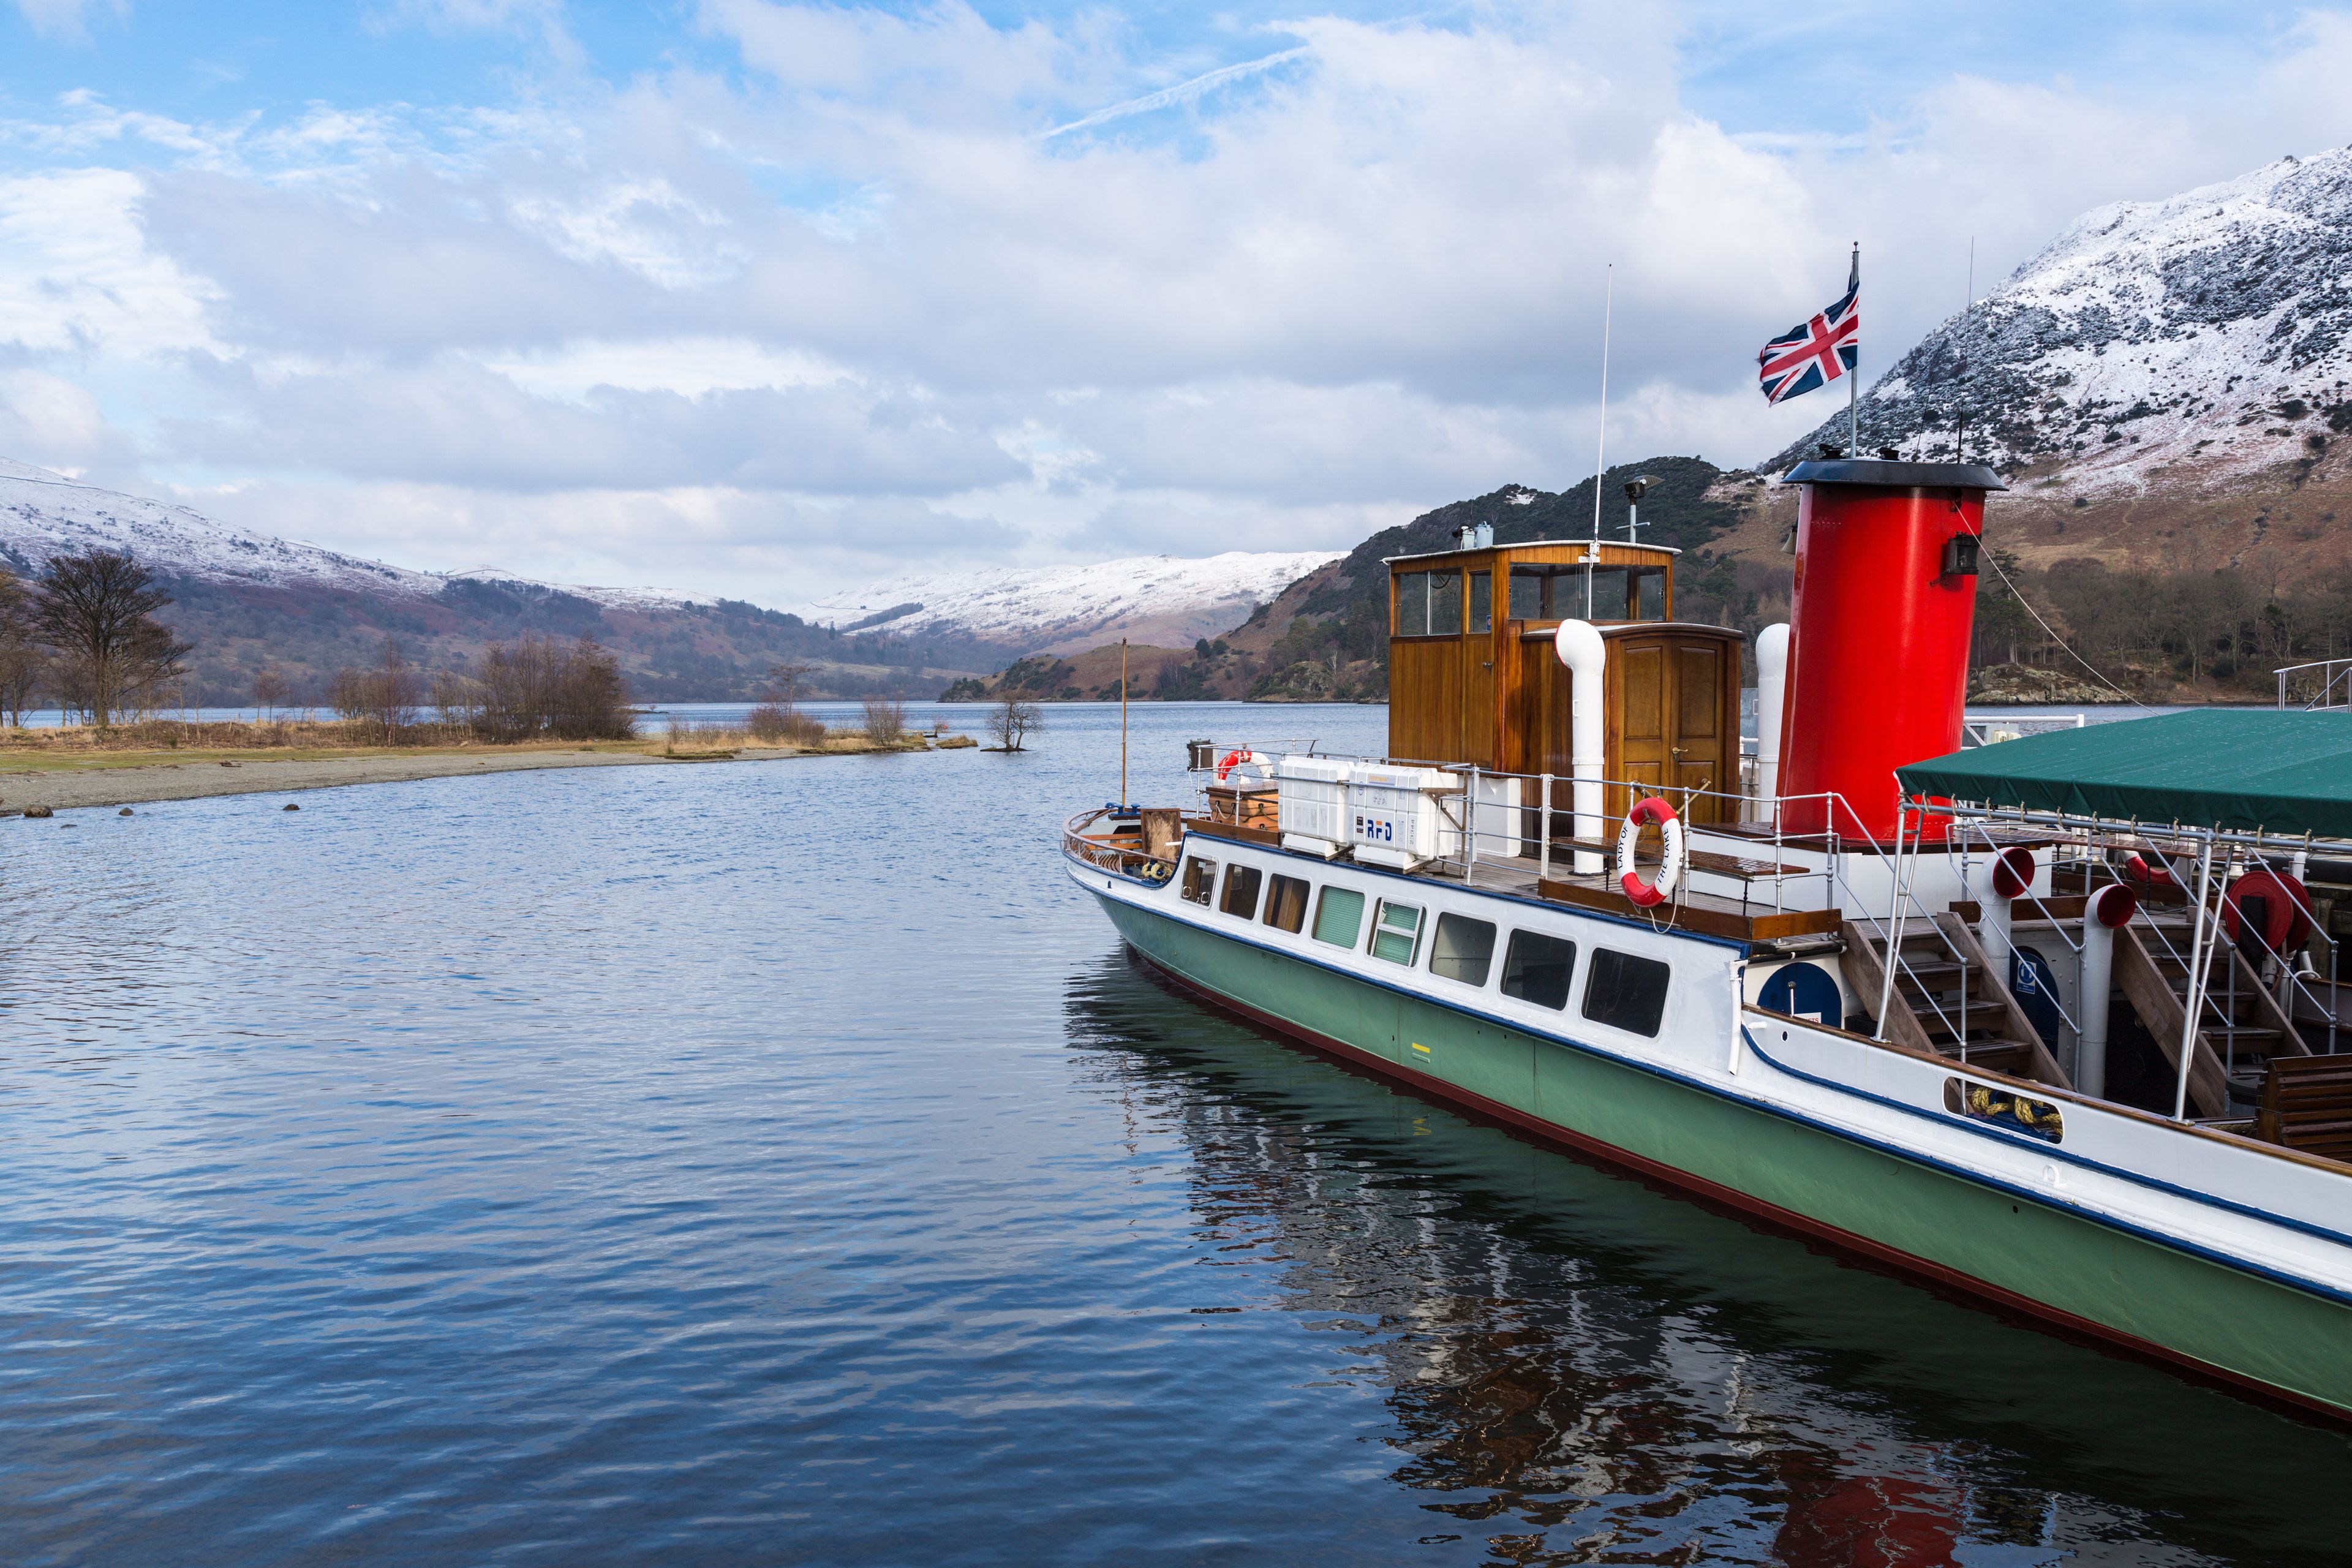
xmin=1061 ymin=458 xmax=2352 ymax=1421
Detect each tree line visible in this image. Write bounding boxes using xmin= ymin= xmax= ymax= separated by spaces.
xmin=326 ymin=633 xmax=635 ymax=742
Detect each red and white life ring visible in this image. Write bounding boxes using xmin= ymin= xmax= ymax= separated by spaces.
xmin=1616 ymin=796 xmax=1686 ymax=909
xmin=1215 ymin=748 xmax=1272 ymax=785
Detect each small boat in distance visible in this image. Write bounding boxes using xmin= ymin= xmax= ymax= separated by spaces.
xmin=1063 ymin=458 xmax=2352 ymax=1422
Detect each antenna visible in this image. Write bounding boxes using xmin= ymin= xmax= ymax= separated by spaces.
xmin=1589 ymin=263 xmax=1611 ymax=620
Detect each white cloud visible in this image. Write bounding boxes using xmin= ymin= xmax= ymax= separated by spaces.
xmin=12 ymin=0 xmax=123 ymax=43
xmin=9 ymin=1 xmax=2352 ymax=603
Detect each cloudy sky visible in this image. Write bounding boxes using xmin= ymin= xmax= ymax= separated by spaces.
xmin=4 ymin=1 xmax=2351 ymax=603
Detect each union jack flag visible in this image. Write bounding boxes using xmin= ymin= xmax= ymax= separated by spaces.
xmin=1757 ymin=254 xmax=1860 ymax=405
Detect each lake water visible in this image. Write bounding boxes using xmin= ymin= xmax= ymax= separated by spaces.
xmin=0 ymin=700 xmax=2344 ymax=1566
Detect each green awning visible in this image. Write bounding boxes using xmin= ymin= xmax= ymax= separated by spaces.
xmin=1896 ymin=709 xmax=2352 ymax=839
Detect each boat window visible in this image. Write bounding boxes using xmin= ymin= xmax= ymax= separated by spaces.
xmin=1430 ymin=914 xmax=1497 ymax=987
xmin=1500 ymin=930 xmax=1577 ymax=1009
xmin=1509 ymin=564 xmax=1579 ymax=621
xmin=1370 ymin=900 xmax=1423 ymax=965
xmin=1635 ymin=567 xmax=1667 ymax=621
xmin=1943 ymin=1079 xmax=2065 ymax=1144
xmin=1427 ymin=571 xmax=1462 ymax=635
xmin=1181 ymin=856 xmax=1217 ymax=906
xmin=1395 ymin=569 xmax=1461 ymax=636
xmin=1468 ymin=571 xmax=1492 ymax=634
xmin=1581 ymin=948 xmax=1671 ymax=1036
xmin=1220 ymin=863 xmax=1263 ymax=919
xmin=1263 ymin=874 xmax=1311 ymax=934
xmin=1588 ymin=565 xmax=1630 ymax=619
xmin=1312 ymin=887 xmax=1364 ymax=948
xmin=1397 ymin=571 xmax=1430 ymax=636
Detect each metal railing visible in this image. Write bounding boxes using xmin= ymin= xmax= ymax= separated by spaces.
xmin=1961 ymin=714 xmax=2089 ymax=747
xmin=1061 ymin=806 xmax=1178 ymax=886
xmin=2275 ymin=658 xmax=2352 ymax=710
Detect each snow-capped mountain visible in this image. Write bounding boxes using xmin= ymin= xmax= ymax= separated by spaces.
xmin=794 ymin=550 xmax=1344 ymax=655
xmin=0 ymin=458 xmax=444 ymax=596
xmin=0 ymin=460 xmax=698 ymax=611
xmin=1772 ymin=148 xmax=2352 ymax=496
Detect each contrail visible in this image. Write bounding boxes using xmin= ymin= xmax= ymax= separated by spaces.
xmin=1044 ymin=47 xmax=1310 ymax=139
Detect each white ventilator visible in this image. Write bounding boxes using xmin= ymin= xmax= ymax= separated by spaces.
xmin=1553 ymin=620 xmax=1608 ymax=874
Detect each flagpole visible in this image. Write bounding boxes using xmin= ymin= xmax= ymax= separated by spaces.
xmin=1589 ymin=263 xmax=1611 ymax=620
xmin=1847 ymin=241 xmax=1860 ymax=457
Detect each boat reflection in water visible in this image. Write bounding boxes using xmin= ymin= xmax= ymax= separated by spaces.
xmin=1065 ymin=951 xmax=2350 ymax=1566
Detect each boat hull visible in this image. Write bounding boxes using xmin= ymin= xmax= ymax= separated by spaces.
xmin=1093 ymin=887 xmax=2352 ymax=1423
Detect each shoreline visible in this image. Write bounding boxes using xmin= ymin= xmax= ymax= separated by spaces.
xmin=0 ymin=741 xmax=946 ymax=813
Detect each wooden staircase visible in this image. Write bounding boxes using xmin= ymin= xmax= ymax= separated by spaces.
xmin=2114 ymin=916 xmax=2309 ymax=1118
xmin=1839 ymin=916 xmax=2072 ymax=1090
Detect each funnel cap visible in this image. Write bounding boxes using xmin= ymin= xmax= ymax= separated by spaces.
xmin=1780 ymin=458 xmax=2005 ymax=491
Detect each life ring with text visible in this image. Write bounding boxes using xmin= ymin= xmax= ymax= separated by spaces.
xmin=1616 ymin=796 xmax=1685 ymax=909
xmin=1215 ymin=748 xmax=1272 ymax=785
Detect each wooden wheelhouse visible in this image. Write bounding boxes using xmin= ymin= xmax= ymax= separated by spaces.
xmin=1385 ymin=538 xmax=1744 ymax=824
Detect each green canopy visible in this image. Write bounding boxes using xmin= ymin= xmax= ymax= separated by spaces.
xmin=1896 ymin=709 xmax=2352 ymax=840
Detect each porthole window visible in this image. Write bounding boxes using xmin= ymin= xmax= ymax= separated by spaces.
xmin=1370 ymin=900 xmax=1423 ymax=966
xmin=1219 ymin=864 xmax=1263 ymax=920
xmin=1312 ymin=887 xmax=1364 ymax=948
xmin=1582 ymin=948 xmax=1671 ymax=1036
xmin=1500 ymin=931 xmax=1577 ymax=1010
xmin=1430 ymin=914 xmax=1497 ymax=987
xmin=1263 ymin=874 xmax=1310 ymax=934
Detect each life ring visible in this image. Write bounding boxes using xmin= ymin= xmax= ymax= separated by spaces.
xmin=1616 ymin=796 xmax=1685 ymax=909
xmin=1215 ymin=748 xmax=1271 ymax=785
xmin=2221 ymin=869 xmax=2313 ymax=956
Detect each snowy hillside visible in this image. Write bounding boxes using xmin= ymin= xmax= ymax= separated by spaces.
xmin=0 ymin=461 xmax=692 ymax=609
xmin=1771 ymin=148 xmax=2352 ymax=494
xmin=794 ymin=551 xmax=1344 ymax=655
xmin=0 ymin=459 xmax=442 ymax=595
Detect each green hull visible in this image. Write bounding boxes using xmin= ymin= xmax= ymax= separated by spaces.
xmin=1099 ymin=891 xmax=2352 ymax=1420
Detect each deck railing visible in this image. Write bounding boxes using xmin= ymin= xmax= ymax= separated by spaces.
xmin=2275 ymin=658 xmax=2352 ymax=710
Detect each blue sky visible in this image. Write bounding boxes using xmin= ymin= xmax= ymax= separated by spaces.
xmin=2 ymin=1 xmax=2349 ymax=600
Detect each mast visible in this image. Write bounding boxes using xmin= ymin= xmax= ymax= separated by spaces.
xmin=1589 ymin=263 xmax=1611 ymax=619
xmin=1847 ymin=241 xmax=1860 ymax=457
xmin=1120 ymin=637 xmax=1129 ymax=807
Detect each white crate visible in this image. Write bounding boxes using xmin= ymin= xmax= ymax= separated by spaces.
xmin=1348 ymin=764 xmax=1460 ymax=869
xmin=1275 ymin=756 xmax=1354 ymax=856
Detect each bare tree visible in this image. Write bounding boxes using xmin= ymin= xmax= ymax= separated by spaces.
xmin=252 ymin=666 xmax=292 ymax=722
xmin=329 ymin=640 xmax=423 ymax=741
xmin=35 ymin=550 xmax=190 ymax=726
xmin=861 ymin=693 xmax=907 ymax=743
xmin=987 ymin=695 xmax=1042 ymax=752
xmin=0 ymin=566 xmax=45 ymax=726
xmin=472 ymin=634 xmax=631 ymax=742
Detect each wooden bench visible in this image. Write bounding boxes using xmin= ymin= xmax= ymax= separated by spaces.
xmin=2257 ymin=1055 xmax=2352 ymax=1161
xmin=1548 ymin=835 xmax=1806 ymax=882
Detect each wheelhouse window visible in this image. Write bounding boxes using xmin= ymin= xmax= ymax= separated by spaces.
xmin=1500 ymin=931 xmax=1577 ymax=1009
xmin=1220 ymin=864 xmax=1264 ymax=920
xmin=1588 ymin=565 xmax=1629 ymax=619
xmin=1468 ymin=570 xmax=1492 ymax=634
xmin=1181 ymin=856 xmax=1217 ymax=906
xmin=1370 ymin=900 xmax=1423 ymax=966
xmin=1263 ymin=874 xmax=1311 ymax=934
xmin=1634 ymin=567 xmax=1667 ymax=620
xmin=1430 ymin=914 xmax=1497 ymax=987
xmin=1396 ymin=570 xmax=1463 ymax=636
xmin=1582 ymin=948 xmax=1672 ymax=1036
xmin=1312 ymin=887 xmax=1364 ymax=948
xmin=1509 ymin=564 xmax=1578 ymax=621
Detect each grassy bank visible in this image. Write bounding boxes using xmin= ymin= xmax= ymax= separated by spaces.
xmin=0 ymin=717 xmax=974 ymax=774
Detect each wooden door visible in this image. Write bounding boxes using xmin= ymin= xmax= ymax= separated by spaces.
xmin=1607 ymin=633 xmax=1736 ymax=825
xmin=1610 ymin=642 xmax=1668 ymax=823
xmin=1461 ymin=573 xmax=1496 ymax=766
xmin=1671 ymin=642 xmax=1728 ymax=823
